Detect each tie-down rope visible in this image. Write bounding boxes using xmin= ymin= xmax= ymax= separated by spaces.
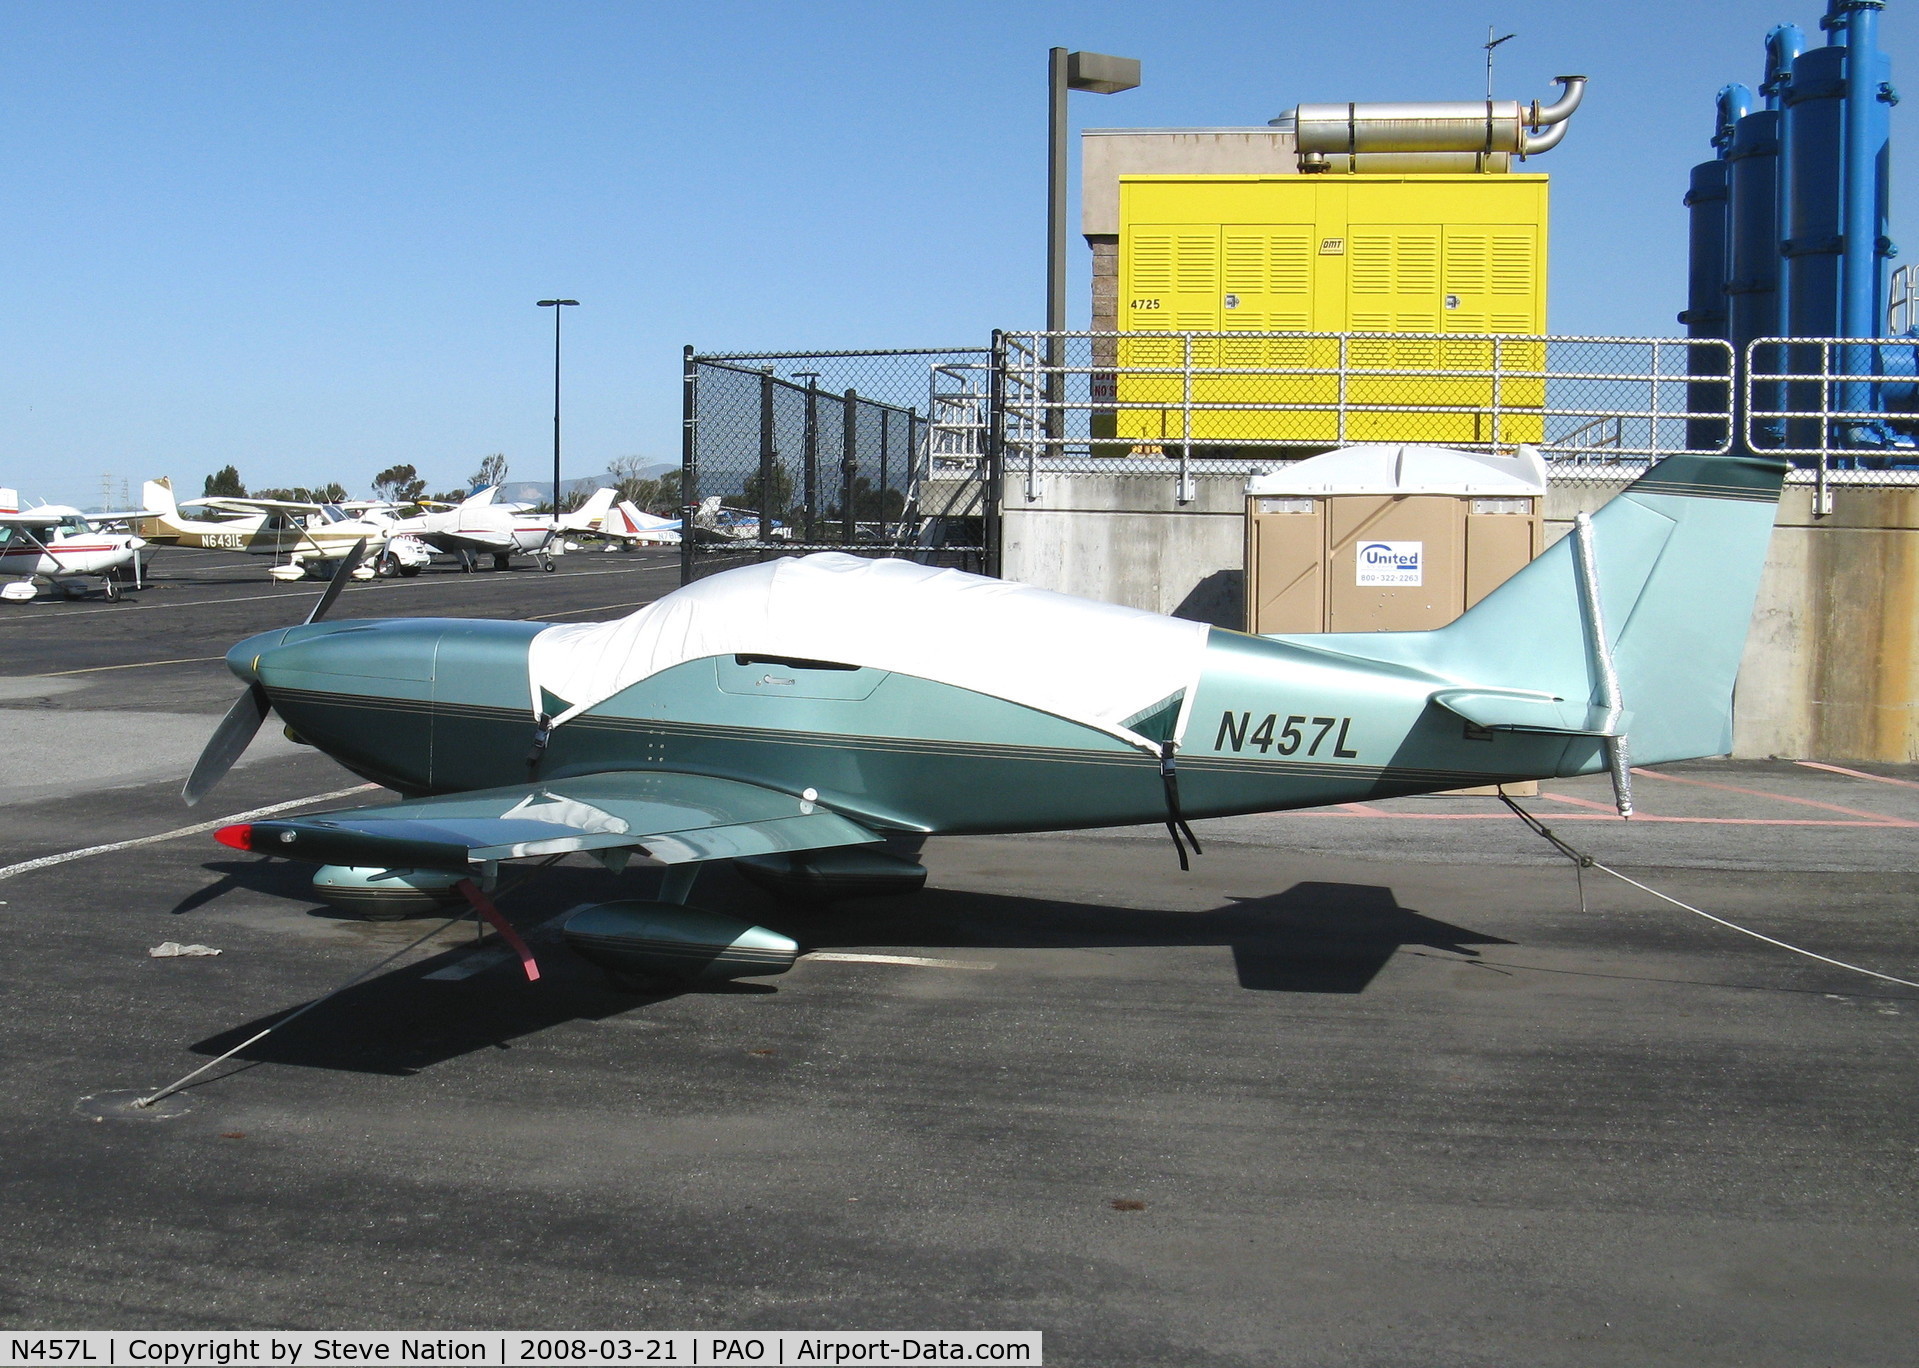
xmin=135 ymin=857 xmax=563 ymax=1108
xmin=134 ymin=912 xmax=464 ymax=1108
xmin=1497 ymin=792 xmax=1919 ymax=992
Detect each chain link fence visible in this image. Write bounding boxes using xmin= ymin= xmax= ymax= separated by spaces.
xmin=1000 ymin=331 xmax=1736 ymax=495
xmin=678 ymin=332 xmax=1919 ymax=586
xmin=1744 ymin=337 xmax=1919 ymax=509
xmin=681 ymin=347 xmax=993 ymax=582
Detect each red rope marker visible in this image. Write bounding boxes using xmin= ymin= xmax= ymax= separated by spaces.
xmin=455 ymin=878 xmax=540 ymax=982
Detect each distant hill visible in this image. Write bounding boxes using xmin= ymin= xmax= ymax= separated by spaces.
xmin=477 ymin=463 xmax=676 ymax=507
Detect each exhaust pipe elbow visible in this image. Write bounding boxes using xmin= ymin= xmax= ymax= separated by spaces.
xmin=1520 ymin=118 xmax=1570 ymax=156
xmin=1528 ymin=74 xmax=1587 ymax=127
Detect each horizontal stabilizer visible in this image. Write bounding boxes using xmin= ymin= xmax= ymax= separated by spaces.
xmin=1430 ymin=687 xmax=1629 ymax=737
xmin=215 ymin=770 xmax=880 ymax=870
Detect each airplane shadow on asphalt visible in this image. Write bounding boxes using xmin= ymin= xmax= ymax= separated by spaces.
xmin=835 ymin=880 xmax=1508 ymax=994
xmin=168 ymin=859 xmax=314 ymax=915
xmin=183 ymin=859 xmax=1508 ymax=1076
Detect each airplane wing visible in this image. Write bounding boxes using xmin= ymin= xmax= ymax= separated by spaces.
xmin=213 ymin=770 xmax=880 ymax=871
xmin=429 ymin=528 xmax=516 ymax=552
xmin=186 ymin=495 xmax=327 ymax=513
xmin=0 ymin=509 xmax=64 ymax=528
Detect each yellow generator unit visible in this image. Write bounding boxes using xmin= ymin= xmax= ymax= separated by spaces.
xmin=1115 ymin=174 xmax=1549 ymax=447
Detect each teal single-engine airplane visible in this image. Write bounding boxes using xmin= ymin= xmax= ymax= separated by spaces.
xmin=184 ymin=448 xmax=1788 ymax=986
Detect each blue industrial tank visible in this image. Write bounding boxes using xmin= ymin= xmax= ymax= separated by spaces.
xmin=1683 ymin=3 xmax=1908 ymax=460
xmin=1783 ymin=44 xmax=1850 ymax=341
xmin=1784 ymin=14 xmax=1892 ymax=342
xmin=1680 ymin=160 xmax=1732 ymax=342
xmin=1681 ymin=158 xmax=1732 ymax=450
xmin=1763 ymin=24 xmax=1805 ymax=340
xmin=1680 ymin=84 xmax=1749 ymax=451
xmin=1729 ymin=110 xmax=1786 ymax=447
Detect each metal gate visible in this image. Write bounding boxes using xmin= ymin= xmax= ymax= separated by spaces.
xmin=680 ymin=346 xmax=994 ymax=583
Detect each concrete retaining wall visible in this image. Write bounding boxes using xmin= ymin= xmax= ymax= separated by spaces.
xmin=1000 ymin=473 xmax=1248 ymax=623
xmin=998 ymin=472 xmax=1919 ymax=762
xmin=1733 ymin=487 xmax=1919 ymax=761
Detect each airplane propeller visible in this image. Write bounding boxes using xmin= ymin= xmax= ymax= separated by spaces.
xmin=302 ymin=536 xmax=366 ymax=625
xmin=182 ymin=538 xmax=367 ymax=806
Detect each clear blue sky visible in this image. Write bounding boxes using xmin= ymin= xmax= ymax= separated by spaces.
xmin=3 ymin=0 xmax=1914 ymax=507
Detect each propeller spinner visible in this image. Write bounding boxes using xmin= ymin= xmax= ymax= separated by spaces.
xmin=181 ymin=539 xmax=368 ymax=806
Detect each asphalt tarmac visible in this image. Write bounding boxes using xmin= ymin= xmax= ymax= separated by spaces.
xmin=1 ymin=548 xmax=1915 ymax=1366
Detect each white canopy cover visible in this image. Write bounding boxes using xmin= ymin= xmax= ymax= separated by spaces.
xmin=1245 ymin=443 xmax=1548 ymax=497
xmin=526 ymin=553 xmax=1211 ymax=752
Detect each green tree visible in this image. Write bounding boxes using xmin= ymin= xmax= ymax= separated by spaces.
xmin=606 ymin=457 xmax=683 ymax=515
xmin=740 ymin=464 xmax=795 ymax=521
xmin=372 ymin=463 xmax=427 ymax=505
xmin=468 ymin=453 xmax=509 ymax=491
xmin=202 ymin=465 xmax=246 ymax=498
xmin=825 ymin=480 xmax=903 ymax=523
xmin=254 ymin=482 xmax=350 ymax=505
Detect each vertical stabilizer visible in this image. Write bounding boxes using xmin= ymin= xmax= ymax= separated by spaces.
xmin=563 ymin=486 xmax=616 ymax=530
xmin=1287 ymin=453 xmax=1789 ymax=766
xmin=142 ymin=477 xmax=178 ymax=520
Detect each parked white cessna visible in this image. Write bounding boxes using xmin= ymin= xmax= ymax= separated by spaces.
xmin=600 ymin=500 xmax=682 ymax=546
xmin=693 ymin=496 xmax=788 ymax=541
xmin=387 ymin=485 xmax=620 ymax=571
xmin=0 ymin=489 xmax=147 ymax=601
xmin=134 ymin=478 xmax=432 ymax=581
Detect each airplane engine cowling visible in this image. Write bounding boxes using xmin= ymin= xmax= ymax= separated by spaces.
xmin=562 ymin=901 xmax=797 ymax=983
xmin=732 ymin=848 xmax=927 ymax=904
xmin=312 ymin=865 xmax=468 ymax=920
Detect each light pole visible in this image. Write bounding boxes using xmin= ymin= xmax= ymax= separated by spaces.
xmin=537 ymin=298 xmax=579 ymax=512
xmin=1047 ymin=48 xmax=1140 ymax=440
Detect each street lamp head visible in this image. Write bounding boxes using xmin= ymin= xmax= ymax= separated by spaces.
xmin=537 ymin=299 xmax=580 ymax=307
xmin=1066 ymin=51 xmax=1140 ymax=95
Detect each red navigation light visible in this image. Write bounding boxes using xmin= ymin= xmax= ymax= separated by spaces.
xmin=214 ymin=824 xmax=254 ymax=852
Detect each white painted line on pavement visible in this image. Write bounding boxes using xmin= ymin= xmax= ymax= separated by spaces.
xmin=8 ymin=560 xmax=670 ymax=620
xmin=804 ymin=952 xmax=996 ymax=971
xmin=0 ymin=783 xmax=381 ymax=884
xmin=39 ymin=656 xmax=225 ymax=676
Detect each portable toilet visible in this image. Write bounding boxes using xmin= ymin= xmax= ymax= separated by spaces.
xmin=1243 ymin=443 xmax=1546 ymax=635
